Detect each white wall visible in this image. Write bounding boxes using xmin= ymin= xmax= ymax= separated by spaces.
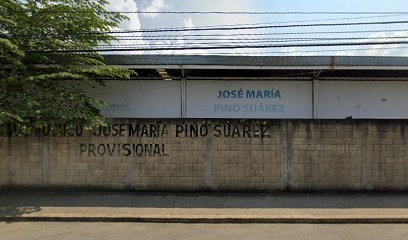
xmin=318 ymin=81 xmax=408 ymax=119
xmin=83 ymin=80 xmax=408 ymax=119
xmin=86 ymin=80 xmax=181 ymax=118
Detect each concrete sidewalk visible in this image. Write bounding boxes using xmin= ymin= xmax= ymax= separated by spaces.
xmin=1 ymin=192 xmax=408 ymax=223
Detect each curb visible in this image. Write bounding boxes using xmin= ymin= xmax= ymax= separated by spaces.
xmin=2 ymin=216 xmax=408 ymax=224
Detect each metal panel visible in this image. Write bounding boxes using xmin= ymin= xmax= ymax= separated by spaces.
xmin=86 ymin=80 xmax=181 ymax=118
xmin=186 ymin=80 xmax=312 ymax=119
xmin=318 ymin=81 xmax=408 ymax=119
xmin=105 ymin=55 xmax=408 ymax=69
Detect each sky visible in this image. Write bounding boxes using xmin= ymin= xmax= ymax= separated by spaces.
xmin=105 ymin=0 xmax=408 ymax=56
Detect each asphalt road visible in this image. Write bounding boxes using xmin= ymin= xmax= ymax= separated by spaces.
xmin=1 ymin=222 xmax=408 ymax=240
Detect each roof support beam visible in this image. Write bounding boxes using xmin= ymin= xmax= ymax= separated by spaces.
xmin=111 ymin=64 xmax=408 ymax=71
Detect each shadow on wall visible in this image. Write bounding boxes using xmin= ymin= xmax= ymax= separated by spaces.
xmin=1 ymin=192 xmax=408 ymax=209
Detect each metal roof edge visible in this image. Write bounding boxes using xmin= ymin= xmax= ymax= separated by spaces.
xmin=103 ymin=55 xmax=408 ymax=70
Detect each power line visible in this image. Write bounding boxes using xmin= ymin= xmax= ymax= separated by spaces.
xmin=111 ymin=14 xmax=405 ymax=31
xmin=97 ymin=41 xmax=408 ymax=50
xmin=12 ymin=10 xmax=408 ymax=15
xmin=101 ymin=36 xmax=408 ymax=45
xmin=191 ymin=46 xmax=408 ymax=55
xmin=191 ymin=14 xmax=405 ymax=27
xmin=96 ymin=20 xmax=408 ymax=34
xmin=96 ymin=41 xmax=408 ymax=49
xmin=29 ymin=41 xmax=408 ymax=53
xmin=105 ymin=11 xmax=408 ymax=15
xmin=112 ymin=29 xmax=408 ymax=39
xmin=132 ymin=29 xmax=408 ymax=38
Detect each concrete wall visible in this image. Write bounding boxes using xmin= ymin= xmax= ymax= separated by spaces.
xmin=1 ymin=119 xmax=408 ymax=191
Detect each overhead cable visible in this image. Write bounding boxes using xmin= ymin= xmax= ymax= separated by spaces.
xmin=111 ymin=29 xmax=408 ymax=39
xmin=29 ymin=41 xmax=408 ymax=53
xmin=111 ymin=14 xmax=405 ymax=31
xmin=90 ymin=20 xmax=408 ymax=34
xmin=106 ymin=11 xmax=408 ymax=15
xmin=102 ymin=36 xmax=408 ymax=44
xmin=191 ymin=46 xmax=408 ymax=55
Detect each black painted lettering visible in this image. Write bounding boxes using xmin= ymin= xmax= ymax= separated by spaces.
xmin=103 ymin=126 xmax=111 ymax=136
xmin=190 ymin=125 xmax=198 ymax=137
xmin=150 ymin=125 xmax=157 ymax=137
xmin=119 ymin=124 xmax=125 ymax=136
xmin=52 ymin=124 xmax=63 ymax=136
xmin=161 ymin=125 xmax=168 ymax=136
xmin=107 ymin=144 xmax=116 ymax=156
xmin=253 ymin=128 xmax=260 ymax=138
xmin=141 ymin=125 xmax=149 ymax=137
xmin=200 ymin=125 xmax=208 ymax=137
xmin=97 ymin=144 xmax=106 ymax=156
xmin=93 ymin=126 xmax=102 ymax=137
xmin=231 ymin=125 xmax=240 ymax=138
xmin=123 ymin=144 xmax=131 ymax=156
xmin=145 ymin=144 xmax=153 ymax=157
xmin=128 ymin=124 xmax=138 ymax=137
xmin=243 ymin=125 xmax=251 ymax=138
xmin=161 ymin=144 xmax=169 ymax=156
xmin=213 ymin=125 xmax=222 ymax=137
xmin=88 ymin=144 xmax=96 ymax=157
xmin=112 ymin=124 xmax=119 ymax=136
xmin=135 ymin=144 xmax=144 ymax=157
xmin=261 ymin=125 xmax=269 ymax=137
xmin=80 ymin=143 xmax=87 ymax=156
xmin=223 ymin=125 xmax=231 ymax=137
xmin=176 ymin=124 xmax=184 ymax=137
xmin=75 ymin=125 xmax=83 ymax=136
xmin=154 ymin=144 xmax=160 ymax=156
xmin=66 ymin=126 xmax=76 ymax=136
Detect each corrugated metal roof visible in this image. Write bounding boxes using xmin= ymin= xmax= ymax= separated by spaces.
xmin=104 ymin=55 xmax=408 ymax=68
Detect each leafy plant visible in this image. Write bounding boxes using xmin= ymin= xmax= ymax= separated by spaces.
xmin=0 ymin=0 xmax=135 ymax=135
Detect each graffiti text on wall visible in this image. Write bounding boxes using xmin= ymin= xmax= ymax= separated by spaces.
xmin=32 ymin=123 xmax=273 ymax=157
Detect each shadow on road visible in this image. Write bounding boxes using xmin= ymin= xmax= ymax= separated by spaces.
xmin=0 ymin=206 xmax=41 ymax=222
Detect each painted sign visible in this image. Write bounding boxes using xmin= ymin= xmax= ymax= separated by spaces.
xmin=82 ymin=80 xmax=408 ymax=119
xmin=30 ymin=121 xmax=273 ymax=158
xmin=186 ymin=80 xmax=312 ymax=118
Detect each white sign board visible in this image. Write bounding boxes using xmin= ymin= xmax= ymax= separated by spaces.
xmin=318 ymin=81 xmax=408 ymax=119
xmin=86 ymin=80 xmax=181 ymax=118
xmin=186 ymin=80 xmax=312 ymax=118
xmin=81 ymin=79 xmax=408 ymax=119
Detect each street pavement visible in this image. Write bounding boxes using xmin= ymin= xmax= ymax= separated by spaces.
xmin=1 ymin=192 xmax=408 ymax=223
xmin=1 ymin=222 xmax=408 ymax=240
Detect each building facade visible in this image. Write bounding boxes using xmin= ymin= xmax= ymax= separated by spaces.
xmin=2 ymin=55 xmax=408 ymax=191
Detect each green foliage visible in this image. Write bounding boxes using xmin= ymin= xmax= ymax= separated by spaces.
xmin=0 ymin=0 xmax=136 ymax=135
